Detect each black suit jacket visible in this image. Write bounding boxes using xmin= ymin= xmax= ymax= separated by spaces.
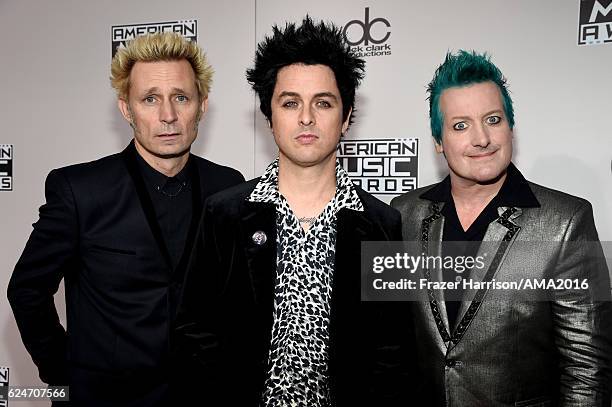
xmin=7 ymin=142 xmax=244 ymax=406
xmin=174 ymin=179 xmax=413 ymax=406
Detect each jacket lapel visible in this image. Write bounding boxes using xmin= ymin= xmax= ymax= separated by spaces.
xmin=421 ymin=202 xmax=453 ymax=344
xmin=240 ymin=200 xmax=277 ymax=315
xmin=173 ymin=160 xmax=202 ymax=277
xmin=334 ymin=207 xmax=374 ymax=300
xmin=333 ymin=189 xmax=376 ymax=317
xmin=121 ymin=142 xmax=173 ymax=269
xmin=449 ymin=206 xmax=522 ymax=348
xmin=328 ymin=207 xmax=373 ymax=379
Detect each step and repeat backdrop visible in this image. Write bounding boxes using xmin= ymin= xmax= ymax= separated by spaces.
xmin=1 ymin=1 xmax=610 ymax=405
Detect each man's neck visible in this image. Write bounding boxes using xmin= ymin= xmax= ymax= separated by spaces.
xmin=450 ymin=172 xmax=507 ymax=231
xmin=277 ymin=154 xmax=337 ymax=222
xmin=134 ymin=142 xmax=189 ymax=177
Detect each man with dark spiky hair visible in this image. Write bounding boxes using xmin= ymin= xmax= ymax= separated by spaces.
xmin=175 ymin=16 xmax=410 ymax=406
xmin=392 ymin=50 xmax=611 ymax=405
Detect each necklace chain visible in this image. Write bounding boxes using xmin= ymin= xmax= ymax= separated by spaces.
xmin=298 ymin=216 xmax=317 ymax=224
xmin=156 ymin=181 xmax=186 ymax=197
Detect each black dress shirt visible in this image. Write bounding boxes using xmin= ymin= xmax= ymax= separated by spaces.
xmin=420 ymin=163 xmax=540 ymax=328
xmin=136 ymin=153 xmax=193 ymax=269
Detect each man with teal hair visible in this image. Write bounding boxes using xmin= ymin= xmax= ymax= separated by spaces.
xmin=427 ymin=50 xmax=515 ymax=144
xmin=392 ymin=50 xmax=611 ymax=405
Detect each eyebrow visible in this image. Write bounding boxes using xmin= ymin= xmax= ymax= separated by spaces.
xmin=448 ymin=109 xmax=504 ymax=121
xmin=277 ymin=91 xmax=339 ymax=100
xmin=140 ymin=87 xmax=189 ymax=95
xmin=482 ymin=109 xmax=504 ymax=117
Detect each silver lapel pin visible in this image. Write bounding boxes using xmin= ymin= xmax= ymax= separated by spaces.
xmin=252 ymin=231 xmax=267 ymax=245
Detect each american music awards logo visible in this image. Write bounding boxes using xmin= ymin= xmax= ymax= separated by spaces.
xmin=578 ymin=0 xmax=612 ymax=45
xmin=0 ymin=366 xmax=8 ymax=406
xmin=111 ymin=19 xmax=198 ymax=58
xmin=0 ymin=145 xmax=13 ymax=191
xmin=338 ymin=138 xmax=418 ymax=195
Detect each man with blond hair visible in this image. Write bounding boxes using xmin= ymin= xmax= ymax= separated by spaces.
xmin=8 ymin=33 xmax=243 ymax=406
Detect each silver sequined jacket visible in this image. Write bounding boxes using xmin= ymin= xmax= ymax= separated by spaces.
xmin=391 ymin=180 xmax=612 ymax=407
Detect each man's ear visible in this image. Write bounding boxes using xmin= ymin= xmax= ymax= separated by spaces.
xmin=117 ymin=98 xmax=132 ymax=124
xmin=341 ymin=107 xmax=352 ymax=134
xmin=435 ymin=141 xmax=444 ymax=154
xmin=267 ymin=114 xmax=273 ymax=131
xmin=200 ymin=97 xmax=209 ymax=116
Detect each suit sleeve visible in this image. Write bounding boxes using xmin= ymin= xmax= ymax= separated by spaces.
xmin=551 ymin=201 xmax=612 ymax=406
xmin=7 ymin=169 xmax=78 ymax=385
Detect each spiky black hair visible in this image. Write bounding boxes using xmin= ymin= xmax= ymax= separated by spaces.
xmin=246 ymin=16 xmax=365 ymax=127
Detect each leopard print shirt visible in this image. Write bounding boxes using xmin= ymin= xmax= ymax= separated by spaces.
xmin=248 ymin=158 xmax=363 ymax=407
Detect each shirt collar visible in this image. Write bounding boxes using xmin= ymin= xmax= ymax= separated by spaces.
xmin=420 ymin=162 xmax=540 ymax=208
xmin=247 ymin=158 xmax=281 ymax=204
xmin=334 ymin=159 xmax=364 ymax=212
xmin=247 ymin=158 xmax=363 ymax=212
xmin=135 ymin=148 xmax=192 ymax=189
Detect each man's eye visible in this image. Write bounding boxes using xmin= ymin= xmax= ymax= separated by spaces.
xmin=282 ymin=100 xmax=298 ymax=108
xmin=486 ymin=115 xmax=501 ymax=125
xmin=144 ymin=96 xmax=156 ymax=104
xmin=453 ymin=122 xmax=468 ymax=131
xmin=317 ymin=100 xmax=331 ymax=108
xmin=176 ymin=95 xmax=188 ymax=103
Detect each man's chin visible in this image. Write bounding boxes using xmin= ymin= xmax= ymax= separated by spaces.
xmin=474 ymin=168 xmax=507 ymax=185
xmin=134 ymin=138 xmax=193 ymax=161
xmin=153 ymin=149 xmax=190 ymax=159
xmin=279 ymin=149 xmax=337 ymax=169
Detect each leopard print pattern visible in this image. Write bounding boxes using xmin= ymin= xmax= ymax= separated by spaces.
xmin=248 ymin=158 xmax=363 ymax=407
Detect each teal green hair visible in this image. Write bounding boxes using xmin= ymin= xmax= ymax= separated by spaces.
xmin=427 ymin=50 xmax=515 ymax=143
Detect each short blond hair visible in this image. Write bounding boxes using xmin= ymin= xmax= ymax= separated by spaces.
xmin=110 ymin=32 xmax=213 ymax=100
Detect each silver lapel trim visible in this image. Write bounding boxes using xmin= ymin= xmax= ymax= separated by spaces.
xmin=421 ymin=204 xmax=522 ymax=347
xmin=422 ymin=202 xmax=452 ymax=343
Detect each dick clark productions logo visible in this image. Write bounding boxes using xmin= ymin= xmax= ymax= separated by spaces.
xmin=343 ymin=7 xmax=392 ymax=57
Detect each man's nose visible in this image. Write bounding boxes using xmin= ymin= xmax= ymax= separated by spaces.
xmin=160 ymin=100 xmax=178 ymax=124
xmin=471 ymin=123 xmax=491 ymax=148
xmin=299 ymin=105 xmax=314 ymax=127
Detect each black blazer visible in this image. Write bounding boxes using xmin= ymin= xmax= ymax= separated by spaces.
xmin=174 ymin=179 xmax=413 ymax=406
xmin=7 ymin=142 xmax=244 ymax=406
